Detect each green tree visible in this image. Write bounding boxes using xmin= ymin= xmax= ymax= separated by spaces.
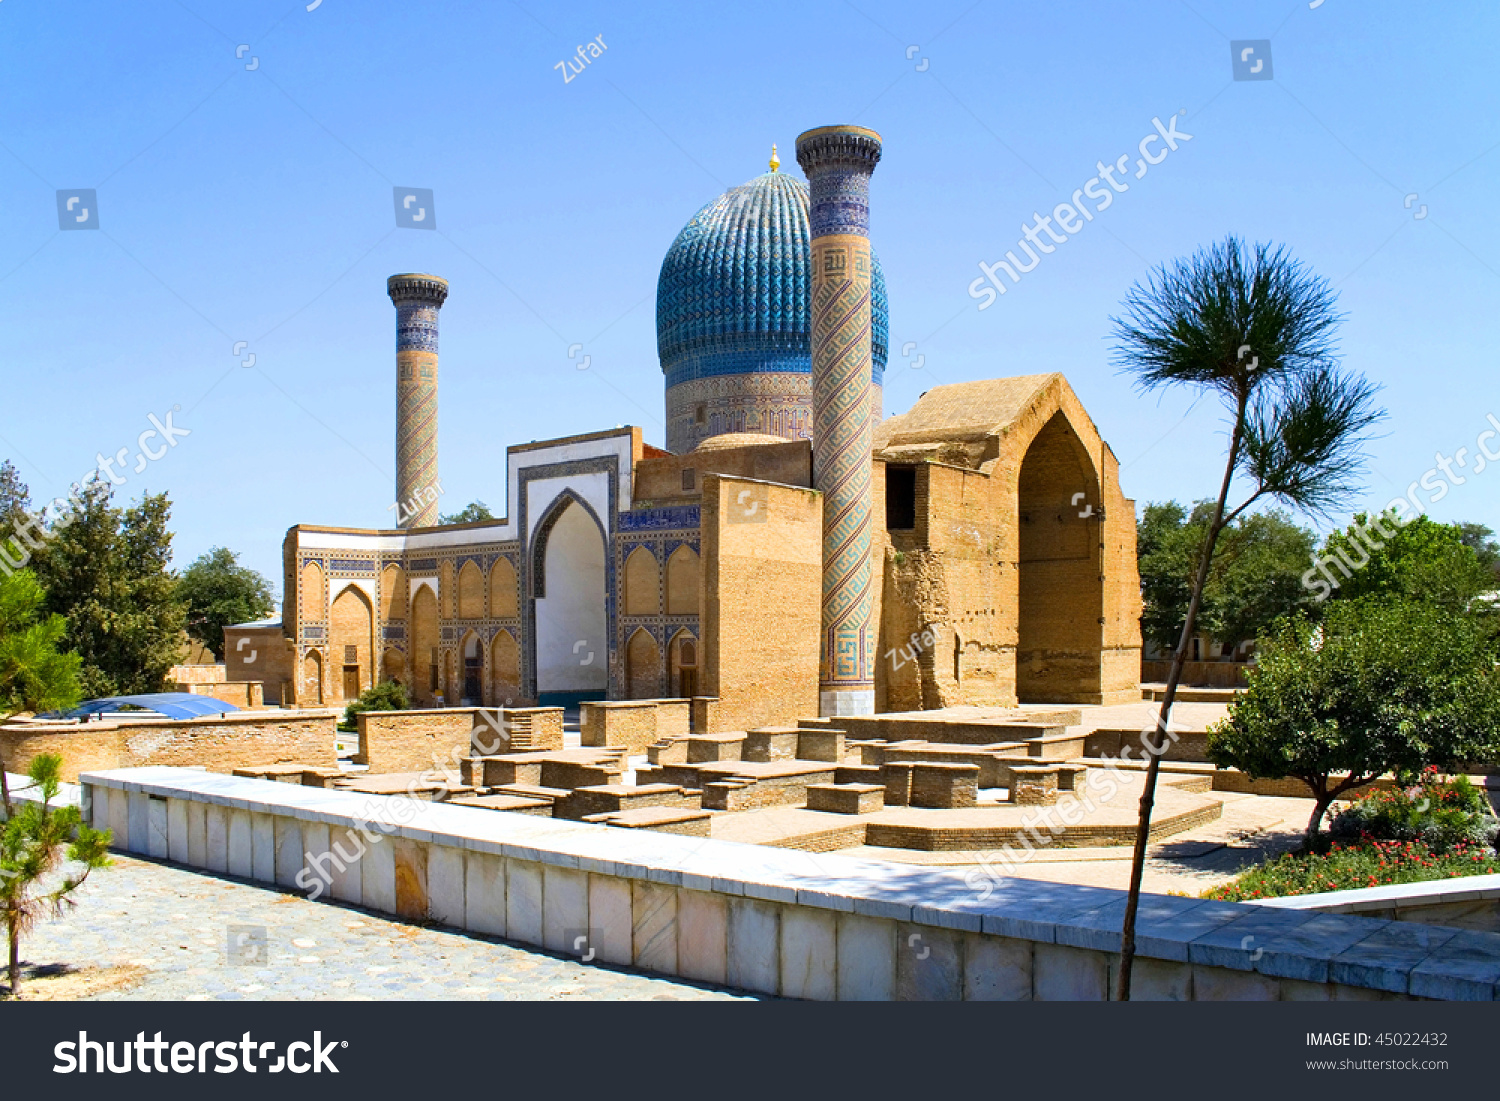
xmin=1315 ymin=512 xmax=1493 ymax=610
xmin=1208 ymin=599 xmax=1500 ymax=846
xmin=1457 ymin=522 xmax=1500 ymax=581
xmin=1138 ymin=500 xmax=1317 ymax=653
xmin=0 ymin=569 xmax=81 ymax=814
xmin=1 ymin=754 xmax=112 ymax=996
xmin=0 ymin=460 xmax=28 ymax=544
xmin=341 ymin=679 xmax=409 ymax=731
xmin=176 ymin=547 xmax=274 ymax=660
xmin=440 ymin=501 xmax=494 ymax=525
xmin=31 ymin=483 xmax=184 ymax=697
xmin=1108 ymin=235 xmax=1384 ymax=999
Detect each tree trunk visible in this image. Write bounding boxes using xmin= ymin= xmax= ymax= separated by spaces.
xmin=1305 ymin=793 xmax=1334 ymax=851
xmin=1115 ymin=401 xmax=1247 ymax=1002
xmin=7 ymin=922 xmax=18 ymax=997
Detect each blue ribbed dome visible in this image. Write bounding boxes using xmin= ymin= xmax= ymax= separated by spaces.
xmin=657 ymin=172 xmax=888 ymax=388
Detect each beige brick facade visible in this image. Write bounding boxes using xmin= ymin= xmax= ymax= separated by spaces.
xmin=276 ymin=374 xmax=1139 ymax=720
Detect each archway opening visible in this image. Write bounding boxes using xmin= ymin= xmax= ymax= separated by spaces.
xmin=1016 ymin=411 xmax=1104 ymax=702
xmin=626 ymin=628 xmax=661 ymax=699
xmin=410 ymin=584 xmax=439 ymax=706
xmin=329 ymin=585 xmax=374 ymax=703
xmin=670 ymin=632 xmax=698 ymax=699
xmin=462 ymin=633 xmax=483 ymax=703
xmin=534 ymin=498 xmax=608 ymax=707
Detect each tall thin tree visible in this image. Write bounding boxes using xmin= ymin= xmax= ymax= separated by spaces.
xmin=1109 ymin=236 xmax=1383 ymax=1000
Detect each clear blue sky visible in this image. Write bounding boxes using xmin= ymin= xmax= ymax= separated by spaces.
xmin=2 ymin=0 xmax=1496 ymax=598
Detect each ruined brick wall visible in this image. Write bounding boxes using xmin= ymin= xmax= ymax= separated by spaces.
xmin=700 ymin=474 xmax=821 ymax=730
xmin=877 ymin=460 xmax=1016 ymax=710
xmin=875 ymin=375 xmax=1141 ymax=710
xmin=0 ymin=712 xmax=336 ymax=782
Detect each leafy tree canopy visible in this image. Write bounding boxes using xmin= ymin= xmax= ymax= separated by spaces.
xmin=0 ymin=570 xmax=80 ymax=722
xmin=341 ymin=678 xmax=410 ymax=731
xmin=1456 ymin=521 xmax=1500 ymax=582
xmin=176 ymin=547 xmax=275 ymax=660
xmin=30 ymin=483 xmax=184 ymax=698
xmin=440 ymin=501 xmax=494 ymax=525
xmin=1316 ymin=512 xmax=1494 ymax=610
xmin=1137 ymin=500 xmax=1317 ymax=652
xmin=1208 ymin=598 xmax=1500 ymax=843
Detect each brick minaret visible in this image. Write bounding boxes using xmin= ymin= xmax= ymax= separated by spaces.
xmin=387 ymin=273 xmax=448 ymax=529
xmin=796 ymin=125 xmax=882 ymax=717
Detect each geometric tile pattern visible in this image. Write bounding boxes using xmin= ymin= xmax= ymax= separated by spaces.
xmin=388 ymin=274 xmax=448 ymax=529
xmin=797 ymin=127 xmax=882 ymax=703
xmin=657 ymin=169 xmax=888 ymax=454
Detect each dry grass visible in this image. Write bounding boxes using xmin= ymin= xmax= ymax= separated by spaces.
xmin=0 ymin=962 xmax=148 ymax=1001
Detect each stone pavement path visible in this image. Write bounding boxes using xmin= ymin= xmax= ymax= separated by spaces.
xmin=15 ymin=855 xmax=763 ymax=1001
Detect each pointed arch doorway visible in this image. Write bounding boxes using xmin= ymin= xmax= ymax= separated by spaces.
xmin=530 ymin=494 xmax=608 ymax=709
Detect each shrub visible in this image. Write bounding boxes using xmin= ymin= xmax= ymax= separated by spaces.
xmin=340 ymin=679 xmax=409 ymax=732
xmin=1205 ymin=839 xmax=1500 ymax=902
xmin=2 ymin=754 xmax=113 ymax=995
xmin=1207 ymin=598 xmax=1500 ymax=844
xmin=1330 ymin=770 xmax=1498 ymax=853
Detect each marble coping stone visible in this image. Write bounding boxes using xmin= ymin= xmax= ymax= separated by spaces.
xmin=79 ymin=767 xmax=1500 ymax=998
xmin=3 ymin=771 xmax=82 ymax=811
xmin=1250 ymin=874 xmax=1500 ymax=914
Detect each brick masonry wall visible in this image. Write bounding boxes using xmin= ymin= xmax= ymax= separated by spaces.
xmin=876 ymin=375 xmax=1142 ymax=711
xmin=632 ymin=439 xmax=813 ymax=505
xmin=701 ymin=475 xmax=821 ymax=730
xmin=356 ymin=708 xmax=487 ymax=773
xmin=221 ymin=626 xmax=297 ymax=705
xmin=0 ymin=713 xmax=335 ymax=782
xmin=1142 ymin=660 xmax=1251 ymax=687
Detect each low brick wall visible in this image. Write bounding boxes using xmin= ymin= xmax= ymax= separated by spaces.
xmin=1084 ymin=728 xmax=1211 ymax=763
xmin=80 ymin=766 xmax=1500 ymax=1000
xmin=355 ymin=708 xmax=491 ymax=773
xmin=178 ymin=681 xmax=264 ymax=709
xmin=579 ymin=699 xmax=690 ymax=753
xmin=0 ymin=712 xmax=335 ymax=782
xmin=1142 ymin=660 xmax=1250 ymax=687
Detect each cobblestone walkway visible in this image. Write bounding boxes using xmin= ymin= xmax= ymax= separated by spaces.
xmin=17 ymin=855 xmax=762 ymax=1001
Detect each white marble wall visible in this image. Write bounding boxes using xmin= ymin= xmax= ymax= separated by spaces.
xmin=79 ymin=769 xmax=1499 ymax=1002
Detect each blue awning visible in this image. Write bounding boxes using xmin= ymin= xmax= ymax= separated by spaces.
xmin=44 ymin=692 xmax=242 ymax=720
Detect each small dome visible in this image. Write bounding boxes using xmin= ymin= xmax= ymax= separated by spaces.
xmin=691 ymin=432 xmax=792 ymax=453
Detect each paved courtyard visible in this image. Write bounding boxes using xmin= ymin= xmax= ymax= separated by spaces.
xmin=10 ymin=854 xmax=763 ymax=1001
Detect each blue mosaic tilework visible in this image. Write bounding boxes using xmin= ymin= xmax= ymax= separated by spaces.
xmin=657 ymin=171 xmax=888 ymax=390
xmin=617 ymin=505 xmax=701 ymax=532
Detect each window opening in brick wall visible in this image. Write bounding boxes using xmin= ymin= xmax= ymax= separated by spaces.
xmin=886 ymin=465 xmax=916 ymax=530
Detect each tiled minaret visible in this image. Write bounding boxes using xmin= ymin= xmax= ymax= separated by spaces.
xmin=387 ymin=273 xmax=448 ymax=529
xmin=796 ymin=125 xmax=882 ymax=717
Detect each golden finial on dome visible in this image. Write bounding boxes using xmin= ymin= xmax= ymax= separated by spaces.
xmin=769 ymin=143 xmax=780 ymax=172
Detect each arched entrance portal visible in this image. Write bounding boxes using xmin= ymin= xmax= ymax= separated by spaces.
xmin=462 ymin=633 xmax=483 ymax=704
xmin=1016 ymin=411 xmax=1104 ymax=702
xmin=533 ymin=496 xmax=608 ymax=708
